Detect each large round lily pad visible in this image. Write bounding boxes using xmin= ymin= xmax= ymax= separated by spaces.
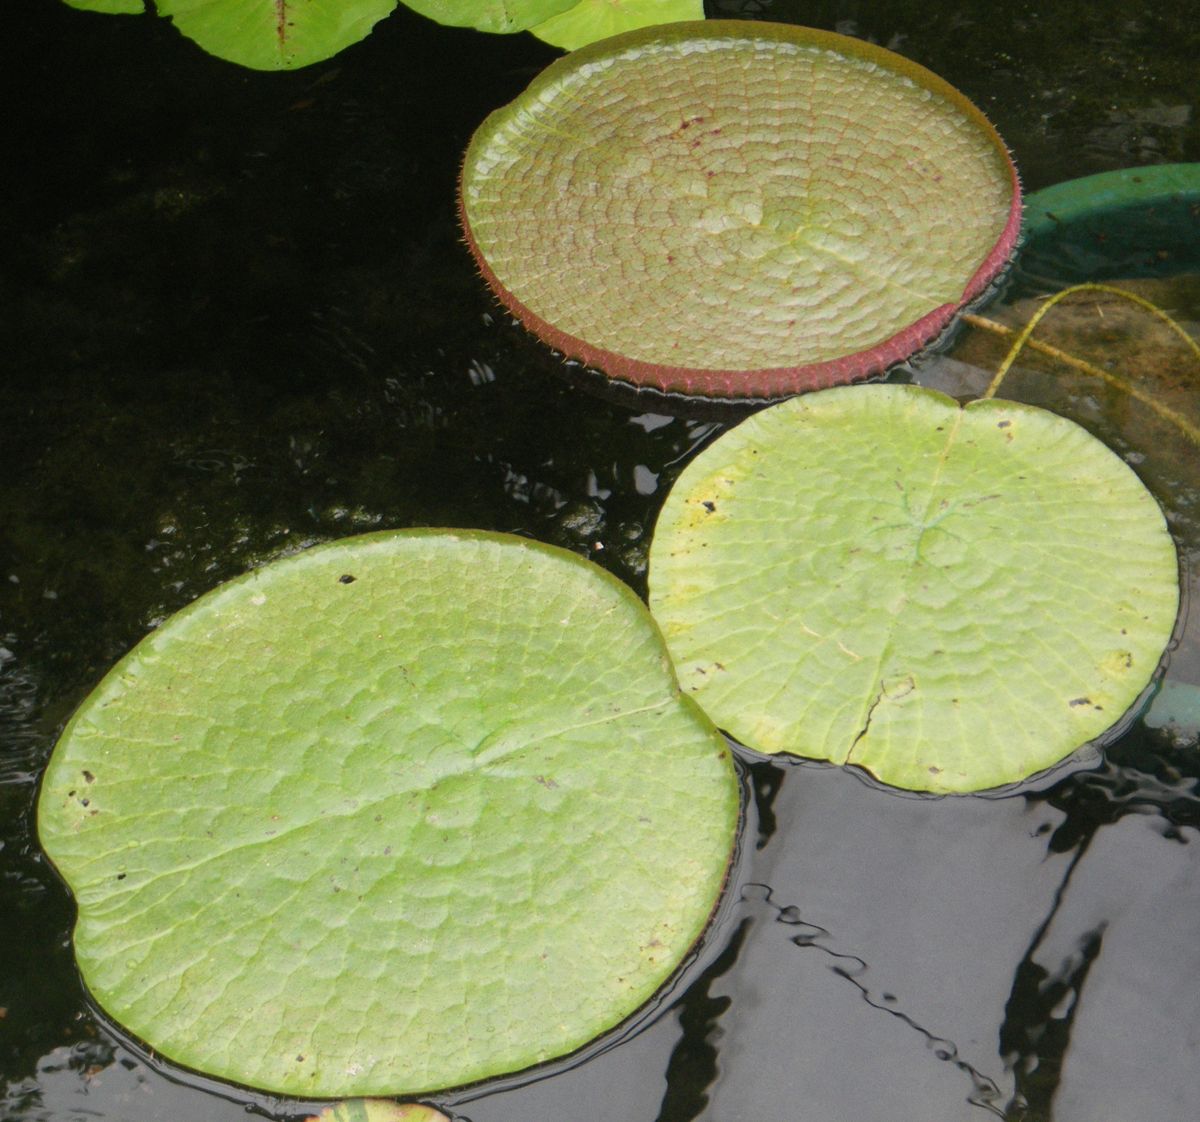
xmin=459 ymin=20 xmax=1021 ymax=399
xmin=648 ymin=385 xmax=1179 ymax=792
xmin=38 ymin=530 xmax=739 ymax=1096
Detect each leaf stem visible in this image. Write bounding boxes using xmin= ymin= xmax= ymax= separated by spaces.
xmin=964 ymin=283 xmax=1200 ymax=445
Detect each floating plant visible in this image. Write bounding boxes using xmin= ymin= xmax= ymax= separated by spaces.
xmin=647 ymin=383 xmax=1180 ymax=792
xmin=401 ymin=0 xmax=577 ymax=35
xmin=459 ymin=20 xmax=1022 ymax=398
xmin=528 ymin=0 xmax=703 ymax=51
xmin=63 ymin=0 xmax=401 ymax=69
xmin=59 ymin=0 xmax=693 ymax=69
xmin=37 ymin=530 xmax=739 ymax=1096
xmin=32 ymin=18 xmax=1193 ymax=1118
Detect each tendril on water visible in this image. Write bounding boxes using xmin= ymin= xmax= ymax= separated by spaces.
xmin=963 ymin=283 xmax=1200 ymax=445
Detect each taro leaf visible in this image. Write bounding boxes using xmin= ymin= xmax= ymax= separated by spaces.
xmin=530 ymin=0 xmax=703 ymax=51
xmin=401 ymin=0 xmax=579 ymax=34
xmin=459 ymin=20 xmax=1021 ymax=399
xmin=38 ymin=530 xmax=738 ymax=1096
xmin=648 ymin=384 xmax=1179 ymax=793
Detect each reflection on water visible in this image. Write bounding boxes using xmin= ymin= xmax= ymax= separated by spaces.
xmin=460 ymin=738 xmax=1200 ymax=1122
xmin=749 ymin=880 xmax=1007 ymax=1117
xmin=703 ymin=771 xmax=1046 ymax=1122
xmin=3 ymin=0 xmax=1199 ymax=1120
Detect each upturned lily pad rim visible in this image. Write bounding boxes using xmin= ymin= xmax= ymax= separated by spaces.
xmin=459 ymin=19 xmax=1023 ymax=400
xmin=1019 ymin=164 xmax=1200 ymax=286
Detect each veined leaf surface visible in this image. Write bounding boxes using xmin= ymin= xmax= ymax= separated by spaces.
xmin=530 ymin=0 xmax=703 ymax=50
xmin=156 ymin=0 xmax=398 ymax=70
xmin=39 ymin=530 xmax=739 ymax=1095
xmin=648 ymin=385 xmax=1179 ymax=791
xmin=460 ymin=21 xmax=1021 ymax=398
xmin=60 ymin=0 xmax=585 ymax=65
xmin=403 ymin=0 xmax=578 ymax=34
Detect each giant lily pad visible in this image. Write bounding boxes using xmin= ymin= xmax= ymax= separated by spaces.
xmin=38 ymin=530 xmax=739 ymax=1096
xmin=648 ymin=385 xmax=1179 ymax=792
xmin=459 ymin=21 xmax=1021 ymax=399
xmin=1021 ymin=164 xmax=1200 ymax=285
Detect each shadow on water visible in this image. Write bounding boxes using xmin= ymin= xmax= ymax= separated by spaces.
xmin=999 ymin=729 xmax=1200 ymax=1120
xmin=653 ymin=917 xmax=751 ymax=1122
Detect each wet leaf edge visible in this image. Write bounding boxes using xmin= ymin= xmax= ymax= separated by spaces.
xmin=37 ymin=527 xmax=744 ymax=1097
xmin=645 ymin=386 xmax=1181 ymax=792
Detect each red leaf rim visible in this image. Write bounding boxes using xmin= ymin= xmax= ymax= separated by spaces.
xmin=459 ymin=20 xmax=1023 ymax=400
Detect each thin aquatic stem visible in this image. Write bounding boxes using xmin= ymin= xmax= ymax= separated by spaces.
xmin=963 ymin=283 xmax=1200 ymax=446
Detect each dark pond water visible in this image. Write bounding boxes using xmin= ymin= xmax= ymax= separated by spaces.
xmin=3 ymin=2 xmax=1199 ymax=1120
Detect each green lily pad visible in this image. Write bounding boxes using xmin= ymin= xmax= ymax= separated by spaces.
xmin=161 ymin=0 xmax=400 ymax=70
xmin=38 ymin=530 xmax=738 ymax=1096
xmin=59 ymin=0 xmax=582 ymax=66
xmin=401 ymin=0 xmax=578 ymax=34
xmin=529 ymin=0 xmax=703 ymax=51
xmin=128 ymin=0 xmax=400 ymax=70
xmin=1021 ymin=164 xmax=1200 ymax=285
xmin=648 ymin=385 xmax=1179 ymax=792
xmin=459 ymin=21 xmax=1021 ymax=399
